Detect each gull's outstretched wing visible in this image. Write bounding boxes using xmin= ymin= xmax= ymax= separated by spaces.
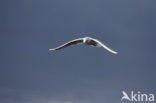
xmin=49 ymin=38 xmax=84 ymax=51
xmin=91 ymin=38 xmax=118 ymax=54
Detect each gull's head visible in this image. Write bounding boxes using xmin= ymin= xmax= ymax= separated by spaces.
xmin=83 ymin=37 xmax=90 ymax=43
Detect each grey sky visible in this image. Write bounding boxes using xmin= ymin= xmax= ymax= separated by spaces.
xmin=0 ymin=0 xmax=156 ymax=103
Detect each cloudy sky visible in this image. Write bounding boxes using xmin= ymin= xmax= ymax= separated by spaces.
xmin=0 ymin=0 xmax=156 ymax=103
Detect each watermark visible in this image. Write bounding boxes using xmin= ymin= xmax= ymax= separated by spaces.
xmin=121 ymin=91 xmax=154 ymax=102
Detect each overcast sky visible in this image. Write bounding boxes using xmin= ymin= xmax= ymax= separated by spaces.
xmin=0 ymin=0 xmax=156 ymax=103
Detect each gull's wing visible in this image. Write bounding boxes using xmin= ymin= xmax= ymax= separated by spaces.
xmin=49 ymin=38 xmax=84 ymax=51
xmin=91 ymin=38 xmax=118 ymax=54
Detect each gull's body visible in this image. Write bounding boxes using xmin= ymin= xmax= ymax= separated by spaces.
xmin=49 ymin=37 xmax=118 ymax=54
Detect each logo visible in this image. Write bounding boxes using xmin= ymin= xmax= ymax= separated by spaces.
xmin=121 ymin=91 xmax=154 ymax=102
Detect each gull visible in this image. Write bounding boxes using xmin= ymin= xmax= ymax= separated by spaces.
xmin=49 ymin=37 xmax=118 ymax=54
xmin=121 ymin=91 xmax=131 ymax=101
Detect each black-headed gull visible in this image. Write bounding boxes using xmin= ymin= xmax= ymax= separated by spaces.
xmin=49 ymin=37 xmax=118 ymax=54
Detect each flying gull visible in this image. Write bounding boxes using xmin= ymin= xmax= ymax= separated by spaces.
xmin=49 ymin=37 xmax=118 ymax=54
